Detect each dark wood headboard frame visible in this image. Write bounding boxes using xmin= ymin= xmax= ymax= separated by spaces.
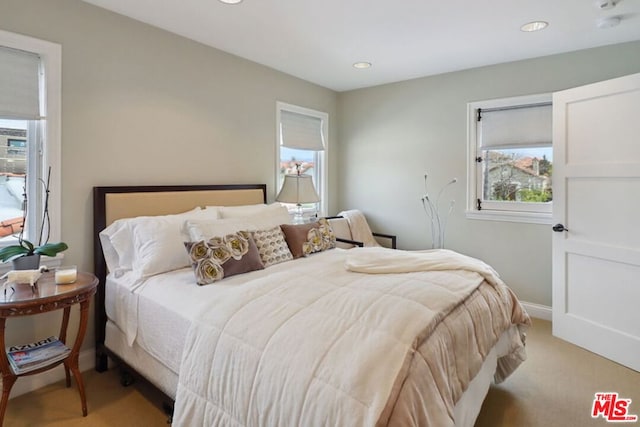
xmin=92 ymin=184 xmax=267 ymax=372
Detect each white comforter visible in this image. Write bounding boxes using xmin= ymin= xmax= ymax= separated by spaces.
xmin=172 ymin=248 xmax=527 ymax=426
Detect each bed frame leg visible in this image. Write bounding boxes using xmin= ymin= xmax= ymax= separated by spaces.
xmin=95 ymin=349 xmax=109 ymax=373
xmin=163 ymin=401 xmax=174 ymax=424
xmin=119 ymin=368 xmax=135 ymax=387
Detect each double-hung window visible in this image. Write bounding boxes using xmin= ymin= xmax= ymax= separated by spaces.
xmin=467 ymin=94 xmax=552 ymax=224
xmin=276 ymin=102 xmax=328 ymax=217
xmin=0 ymin=30 xmax=61 ymax=253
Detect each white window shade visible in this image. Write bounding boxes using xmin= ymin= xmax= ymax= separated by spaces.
xmin=0 ymin=46 xmax=41 ymax=120
xmin=280 ymin=110 xmax=324 ymax=151
xmin=480 ymin=103 xmax=551 ymax=149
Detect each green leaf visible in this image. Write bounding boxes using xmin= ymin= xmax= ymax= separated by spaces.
xmin=0 ymin=246 xmax=31 ymax=262
xmin=34 ymin=242 xmax=68 ymax=257
xmin=21 ymin=239 xmax=35 ymax=252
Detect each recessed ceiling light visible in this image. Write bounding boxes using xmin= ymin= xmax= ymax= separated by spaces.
xmin=219 ymin=0 xmax=243 ymax=4
xmin=353 ymin=62 xmax=372 ymax=69
xmin=520 ymin=21 xmax=549 ymax=32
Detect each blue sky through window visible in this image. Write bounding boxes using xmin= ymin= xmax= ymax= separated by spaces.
xmin=281 ymin=147 xmax=314 ymax=162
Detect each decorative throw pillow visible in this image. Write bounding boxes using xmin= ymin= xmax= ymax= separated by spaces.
xmin=184 ymin=231 xmax=264 ymax=285
xmin=280 ymin=218 xmax=336 ymax=259
xmin=251 ymin=226 xmax=293 ymax=267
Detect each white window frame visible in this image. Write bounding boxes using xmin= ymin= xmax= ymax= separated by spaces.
xmin=466 ymin=93 xmax=552 ymax=224
xmin=0 ymin=30 xmax=62 ymax=251
xmin=275 ymin=101 xmax=328 ymax=216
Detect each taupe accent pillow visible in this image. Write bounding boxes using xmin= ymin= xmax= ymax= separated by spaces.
xmin=280 ymin=218 xmax=336 ymax=259
xmin=184 ymin=230 xmax=264 ymax=285
xmin=251 ymin=226 xmax=293 ymax=267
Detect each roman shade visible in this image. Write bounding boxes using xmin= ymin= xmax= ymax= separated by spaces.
xmin=0 ymin=46 xmax=41 ymax=120
xmin=279 ymin=110 xmax=324 ymax=151
xmin=479 ymin=103 xmax=551 ymax=149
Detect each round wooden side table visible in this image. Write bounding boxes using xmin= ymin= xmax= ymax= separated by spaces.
xmin=0 ymin=271 xmax=98 ymax=425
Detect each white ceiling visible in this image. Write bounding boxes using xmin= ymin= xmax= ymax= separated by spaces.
xmin=82 ymin=0 xmax=640 ymax=92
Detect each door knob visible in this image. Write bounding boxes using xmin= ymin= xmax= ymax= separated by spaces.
xmin=552 ymin=224 xmax=568 ymax=232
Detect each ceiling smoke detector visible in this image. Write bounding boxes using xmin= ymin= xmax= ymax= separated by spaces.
xmin=595 ymin=0 xmax=617 ymax=10
xmin=596 ymin=16 xmax=622 ymax=28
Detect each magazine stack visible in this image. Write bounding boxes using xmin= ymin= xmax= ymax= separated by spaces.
xmin=6 ymin=336 xmax=71 ymax=375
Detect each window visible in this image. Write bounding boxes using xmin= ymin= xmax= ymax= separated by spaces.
xmin=276 ymin=102 xmax=328 ymax=217
xmin=0 ymin=30 xmax=61 ymax=250
xmin=467 ymin=94 xmax=552 ymax=224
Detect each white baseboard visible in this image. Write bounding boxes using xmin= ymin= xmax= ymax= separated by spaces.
xmin=521 ymin=301 xmax=552 ymax=321
xmin=9 ymin=348 xmax=95 ymax=399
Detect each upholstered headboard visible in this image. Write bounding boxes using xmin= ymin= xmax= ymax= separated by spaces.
xmin=92 ymin=184 xmax=267 ymax=371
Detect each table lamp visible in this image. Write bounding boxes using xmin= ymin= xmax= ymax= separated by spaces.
xmin=276 ymin=170 xmax=320 ymax=224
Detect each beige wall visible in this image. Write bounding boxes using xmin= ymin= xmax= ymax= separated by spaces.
xmin=2 ymin=0 xmax=640 ymax=374
xmin=336 ymin=41 xmax=640 ymax=306
xmin=0 ymin=0 xmax=337 ymax=354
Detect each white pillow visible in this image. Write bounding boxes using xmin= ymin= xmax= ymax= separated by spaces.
xmin=184 ymin=207 xmax=291 ymax=242
xmin=99 ymin=220 xmax=132 ymax=276
xmin=100 ymin=208 xmax=197 ymax=276
xmin=218 ymin=203 xmax=289 ymax=219
xmin=130 ymin=208 xmax=222 ymax=279
xmin=184 ymin=218 xmax=254 ymax=242
xmin=99 ymin=207 xmax=220 ymax=278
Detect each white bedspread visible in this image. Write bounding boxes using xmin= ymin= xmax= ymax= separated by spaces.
xmin=172 ymin=248 xmax=524 ymax=426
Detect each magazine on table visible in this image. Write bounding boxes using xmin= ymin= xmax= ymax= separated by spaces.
xmin=6 ymin=336 xmax=70 ymax=375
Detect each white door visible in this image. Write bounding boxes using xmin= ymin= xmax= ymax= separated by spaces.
xmin=552 ymin=72 xmax=640 ymax=372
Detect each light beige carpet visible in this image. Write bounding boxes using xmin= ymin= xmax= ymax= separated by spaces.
xmin=5 ymin=319 xmax=639 ymax=426
xmin=476 ymin=319 xmax=640 ymax=427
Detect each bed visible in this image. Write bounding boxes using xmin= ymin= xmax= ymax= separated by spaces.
xmin=92 ymin=184 xmax=530 ymax=427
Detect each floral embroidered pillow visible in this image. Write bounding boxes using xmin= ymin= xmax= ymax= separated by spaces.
xmin=184 ymin=230 xmax=264 ymax=285
xmin=280 ymin=218 xmax=336 ymax=259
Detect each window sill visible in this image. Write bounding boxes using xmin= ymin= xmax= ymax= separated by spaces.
xmin=465 ymin=210 xmax=552 ymax=225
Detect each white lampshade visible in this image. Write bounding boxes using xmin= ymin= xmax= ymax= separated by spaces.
xmin=276 ymin=174 xmax=320 ymax=204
